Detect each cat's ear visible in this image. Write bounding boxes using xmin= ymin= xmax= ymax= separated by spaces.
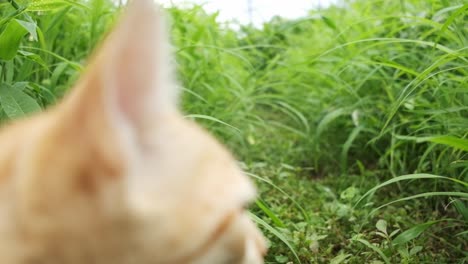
xmin=61 ymin=0 xmax=176 ymax=138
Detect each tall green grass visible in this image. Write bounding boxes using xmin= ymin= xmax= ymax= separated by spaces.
xmin=0 ymin=0 xmax=466 ymax=262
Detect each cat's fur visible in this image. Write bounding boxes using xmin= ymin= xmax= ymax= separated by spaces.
xmin=0 ymin=0 xmax=266 ymax=263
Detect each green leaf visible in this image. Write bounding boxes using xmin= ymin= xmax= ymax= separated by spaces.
xmin=330 ymin=253 xmax=351 ymax=264
xmin=0 ymin=19 xmax=28 ymax=60
xmin=27 ymin=0 xmax=89 ymax=11
xmin=12 ymin=82 xmax=28 ymax=91
xmin=185 ymin=114 xmax=241 ymax=133
xmin=396 ymin=135 xmax=468 ymax=151
xmin=0 ymin=5 xmax=25 ymax=27
xmin=352 ymin=237 xmax=390 ymax=264
xmin=341 ymin=126 xmax=362 ymax=173
xmin=275 ymin=255 xmax=289 ymax=263
xmin=389 ymin=229 xmax=400 ymax=238
xmin=22 ymin=47 xmax=83 ymax=71
xmin=376 ymin=219 xmax=388 ymax=235
xmin=409 ymin=246 xmax=423 ymax=256
xmin=373 ymin=192 xmax=468 ymax=214
xmin=340 ymin=186 xmax=360 ymax=201
xmin=18 ymin=50 xmax=49 ymax=70
xmin=354 ymin=174 xmax=468 ymax=208
xmin=0 ymin=83 xmax=41 ymax=119
xmin=27 ymin=0 xmax=70 ymax=11
xmin=452 ymin=199 xmax=468 ymax=221
xmin=255 ymin=199 xmax=286 ymax=228
xmin=321 ymin=15 xmax=337 ymax=30
xmin=392 ymin=221 xmax=439 ymax=246
xmin=316 ymin=108 xmax=349 ymax=137
xmin=15 ymin=19 xmax=38 ymax=41
xmin=426 ymin=136 xmax=468 ymax=152
xmin=4 ymin=60 xmax=14 ymax=82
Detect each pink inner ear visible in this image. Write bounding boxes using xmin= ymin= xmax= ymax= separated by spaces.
xmin=114 ymin=49 xmax=158 ymax=126
xmin=103 ymin=1 xmax=162 ymax=127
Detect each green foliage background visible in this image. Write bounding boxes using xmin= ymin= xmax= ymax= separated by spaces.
xmin=0 ymin=0 xmax=467 ymax=263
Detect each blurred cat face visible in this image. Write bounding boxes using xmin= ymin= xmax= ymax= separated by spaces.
xmin=0 ymin=0 xmax=266 ymax=263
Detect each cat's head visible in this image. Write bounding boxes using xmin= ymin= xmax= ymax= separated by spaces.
xmin=0 ymin=0 xmax=266 ymax=263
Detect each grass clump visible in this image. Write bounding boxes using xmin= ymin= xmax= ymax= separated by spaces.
xmin=0 ymin=0 xmax=467 ymax=263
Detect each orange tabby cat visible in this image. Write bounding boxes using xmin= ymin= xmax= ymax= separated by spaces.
xmin=0 ymin=0 xmax=266 ymax=263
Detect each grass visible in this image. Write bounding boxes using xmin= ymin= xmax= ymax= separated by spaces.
xmin=0 ymin=0 xmax=467 ymax=263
